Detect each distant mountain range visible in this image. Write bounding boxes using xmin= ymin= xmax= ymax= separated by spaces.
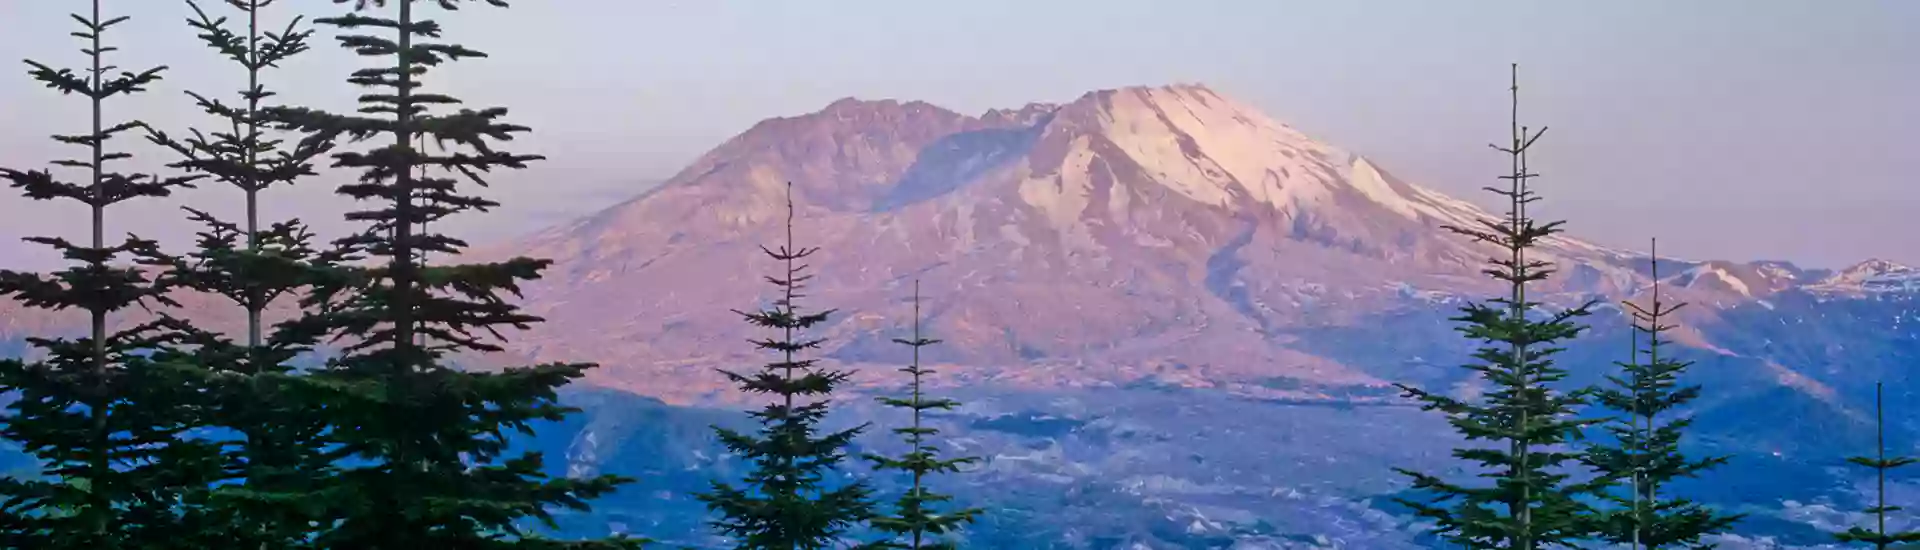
xmin=3 ymin=84 xmax=1914 ymax=548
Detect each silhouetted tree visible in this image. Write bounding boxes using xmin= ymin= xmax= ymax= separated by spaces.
xmin=1583 ymin=238 xmax=1740 ymax=549
xmin=261 ymin=0 xmax=638 ymax=547
xmin=0 ymin=2 xmax=215 ymax=547
xmin=1833 ymin=382 xmax=1920 ymax=549
xmin=1390 ymin=64 xmax=1599 ymax=550
xmin=862 ymin=281 xmax=981 ymax=549
xmin=699 ymin=182 xmax=875 ymax=549
xmin=143 ymin=1 xmax=339 ymax=545
xmin=144 ymin=214 xmax=344 ymax=549
xmin=148 ymin=0 xmax=330 ymax=353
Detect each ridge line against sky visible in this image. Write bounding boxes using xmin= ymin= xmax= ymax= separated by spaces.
xmin=0 ymin=0 xmax=1914 ymax=269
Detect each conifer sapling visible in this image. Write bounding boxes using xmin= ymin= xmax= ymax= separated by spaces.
xmin=699 ymin=182 xmax=875 ymax=549
xmin=1833 ymin=382 xmax=1920 ymax=549
xmin=1390 ymin=64 xmax=1599 ymax=550
xmin=863 ymin=281 xmax=982 ymax=550
xmin=1582 ymin=238 xmax=1740 ymax=549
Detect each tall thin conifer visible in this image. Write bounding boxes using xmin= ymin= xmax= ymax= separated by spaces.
xmin=262 ymin=0 xmax=638 ymax=546
xmin=862 ymin=281 xmax=982 ymax=549
xmin=1833 ymin=382 xmax=1920 ymax=549
xmin=0 ymin=2 xmax=214 ymax=547
xmin=1390 ymin=64 xmax=1598 ymax=549
xmin=699 ymin=182 xmax=875 ymax=549
xmin=1583 ymin=239 xmax=1740 ymax=549
xmin=144 ymin=1 xmax=340 ymax=545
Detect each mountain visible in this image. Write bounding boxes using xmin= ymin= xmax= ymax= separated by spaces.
xmin=492 ymin=83 xmax=1660 ymax=403
xmin=2 ymin=84 xmax=1913 ymax=547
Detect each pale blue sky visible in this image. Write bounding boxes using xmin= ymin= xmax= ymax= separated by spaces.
xmin=1 ymin=0 xmax=1914 ymax=269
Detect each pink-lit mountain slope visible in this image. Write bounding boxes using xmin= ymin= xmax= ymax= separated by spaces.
xmin=0 ymin=84 xmax=1882 ymax=407
xmin=482 ymin=84 xmax=1690 ymax=403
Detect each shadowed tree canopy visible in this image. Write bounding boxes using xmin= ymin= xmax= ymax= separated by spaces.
xmin=0 ymin=2 xmax=219 ymax=548
xmin=259 ymin=0 xmax=640 ymax=547
xmin=142 ymin=1 xmax=343 ymax=546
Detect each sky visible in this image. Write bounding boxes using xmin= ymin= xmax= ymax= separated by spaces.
xmin=0 ymin=0 xmax=1915 ymax=270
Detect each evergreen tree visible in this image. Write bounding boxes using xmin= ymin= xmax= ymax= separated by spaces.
xmin=261 ymin=0 xmax=638 ymax=547
xmin=143 ymin=1 xmax=340 ymax=545
xmin=1390 ymin=64 xmax=1599 ymax=550
xmin=1833 ymin=382 xmax=1920 ymax=549
xmin=862 ymin=281 xmax=982 ymax=550
xmin=698 ymin=182 xmax=875 ymax=549
xmin=148 ymin=0 xmax=330 ymax=352
xmin=144 ymin=214 xmax=344 ymax=549
xmin=0 ymin=2 xmax=218 ymax=547
xmin=1582 ymin=238 xmax=1740 ymax=549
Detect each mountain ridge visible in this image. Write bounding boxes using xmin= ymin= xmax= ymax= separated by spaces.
xmin=0 ymin=84 xmax=1901 ymax=410
xmin=473 ymin=83 xmax=1890 ymax=408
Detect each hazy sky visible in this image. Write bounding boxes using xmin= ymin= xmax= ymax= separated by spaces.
xmin=1 ymin=0 xmax=1914 ymax=269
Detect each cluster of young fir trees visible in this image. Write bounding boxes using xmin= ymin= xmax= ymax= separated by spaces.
xmin=1393 ymin=64 xmax=1914 ymax=550
xmin=697 ymin=184 xmax=983 ymax=549
xmin=0 ymin=2 xmax=981 ymax=548
xmin=0 ymin=0 xmax=632 ymax=547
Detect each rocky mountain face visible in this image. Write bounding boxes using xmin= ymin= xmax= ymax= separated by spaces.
xmin=491 ymin=84 xmax=1657 ymax=403
xmin=2 ymin=84 xmax=1913 ymax=548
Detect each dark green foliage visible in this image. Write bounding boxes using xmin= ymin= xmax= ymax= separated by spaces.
xmin=1582 ymin=240 xmax=1741 ymax=548
xmin=143 ymin=1 xmax=340 ymax=546
xmin=1390 ymin=65 xmax=1599 ymax=550
xmin=0 ymin=2 xmax=221 ymax=548
xmin=698 ymin=183 xmax=876 ymax=549
xmin=258 ymin=0 xmax=638 ymax=547
xmin=862 ymin=282 xmax=982 ymax=549
xmin=1834 ymin=383 xmax=1920 ymax=549
xmin=145 ymin=214 xmax=346 ymax=549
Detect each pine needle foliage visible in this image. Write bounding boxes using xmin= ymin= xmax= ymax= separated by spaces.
xmin=260 ymin=0 xmax=639 ymax=547
xmin=1390 ymin=64 xmax=1600 ymax=550
xmin=147 ymin=0 xmax=332 ymax=349
xmin=698 ymin=182 xmax=876 ymax=549
xmin=145 ymin=214 xmax=347 ymax=549
xmin=861 ymin=281 xmax=982 ymax=550
xmin=0 ymin=2 xmax=218 ymax=548
xmin=1581 ymin=238 xmax=1741 ymax=549
xmin=1833 ymin=382 xmax=1920 ymax=549
xmin=143 ymin=1 xmax=340 ymax=546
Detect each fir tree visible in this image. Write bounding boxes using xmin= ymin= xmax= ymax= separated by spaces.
xmin=1582 ymin=238 xmax=1740 ymax=549
xmin=862 ymin=281 xmax=982 ymax=550
xmin=0 ymin=1 xmax=217 ymax=547
xmin=1390 ymin=64 xmax=1599 ymax=550
xmin=260 ymin=0 xmax=638 ymax=547
xmin=143 ymin=1 xmax=340 ymax=545
xmin=1833 ymin=382 xmax=1920 ymax=549
xmin=143 ymin=214 xmax=344 ymax=549
xmin=698 ymin=182 xmax=875 ymax=549
xmin=148 ymin=0 xmax=330 ymax=351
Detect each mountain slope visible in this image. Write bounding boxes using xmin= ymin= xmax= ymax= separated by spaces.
xmin=489 ymin=84 xmax=1745 ymax=405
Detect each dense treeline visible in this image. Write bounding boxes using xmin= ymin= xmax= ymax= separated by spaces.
xmin=0 ymin=3 xmax=1902 ymax=550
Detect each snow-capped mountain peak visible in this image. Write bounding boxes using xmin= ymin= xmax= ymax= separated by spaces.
xmin=1807 ymin=258 xmax=1920 ymax=294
